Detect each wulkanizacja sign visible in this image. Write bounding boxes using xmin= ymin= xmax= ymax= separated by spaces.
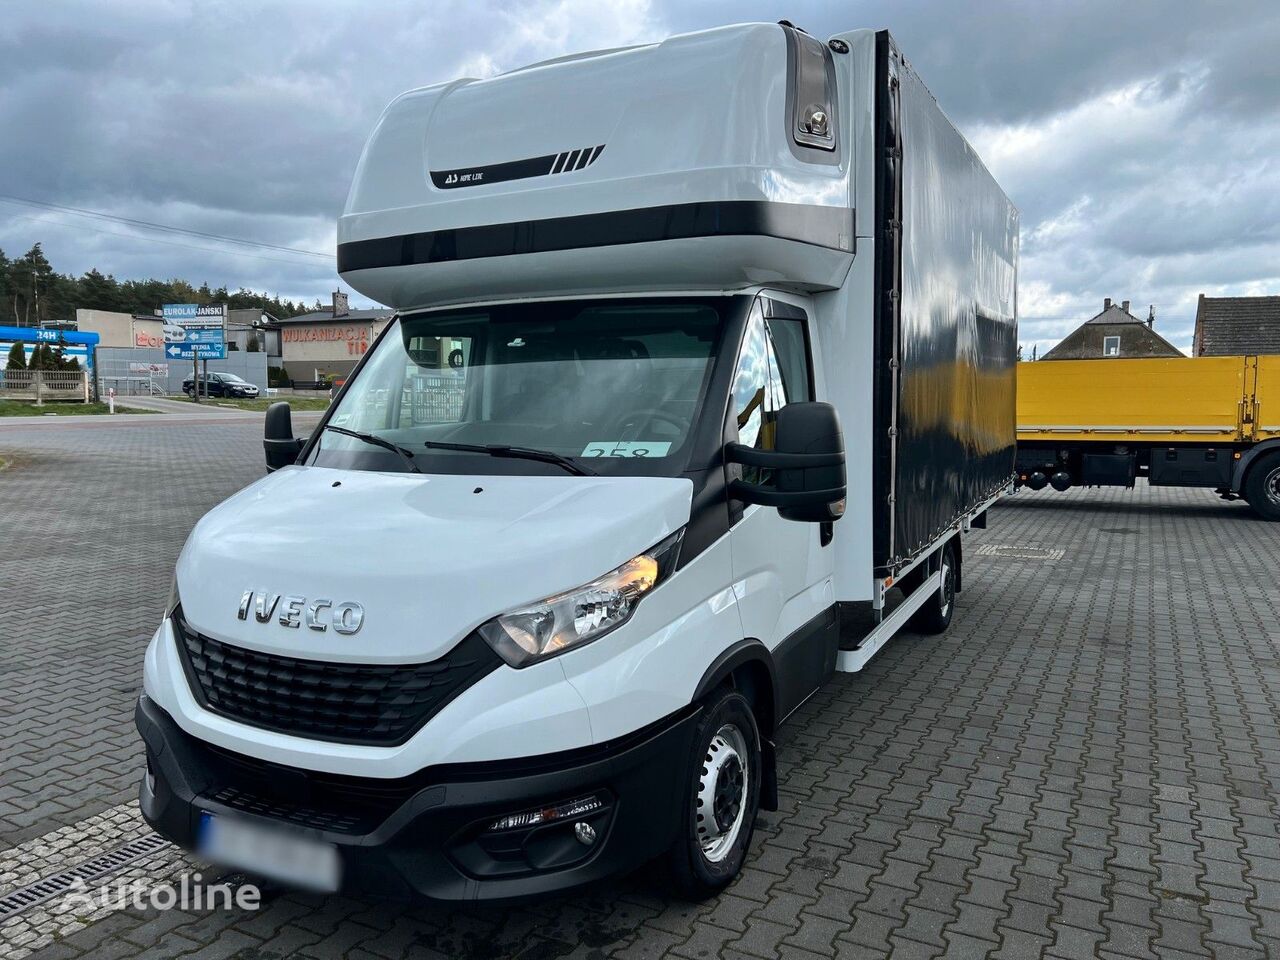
xmin=281 ymin=324 xmax=372 ymax=357
xmin=162 ymin=304 xmax=227 ymax=361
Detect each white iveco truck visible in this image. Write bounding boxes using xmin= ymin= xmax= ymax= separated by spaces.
xmin=138 ymin=23 xmax=1018 ymax=900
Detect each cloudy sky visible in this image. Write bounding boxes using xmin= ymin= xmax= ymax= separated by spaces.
xmin=2 ymin=0 xmax=1276 ymax=350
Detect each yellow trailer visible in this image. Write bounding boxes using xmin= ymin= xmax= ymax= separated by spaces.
xmin=1015 ymin=355 xmax=1280 ymax=519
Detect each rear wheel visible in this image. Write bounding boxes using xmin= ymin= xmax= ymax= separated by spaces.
xmin=908 ymin=541 xmax=957 ymax=635
xmin=665 ymin=689 xmax=761 ymax=900
xmin=1244 ymin=453 xmax=1280 ymax=521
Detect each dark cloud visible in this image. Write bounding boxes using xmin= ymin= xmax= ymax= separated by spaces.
xmin=0 ymin=0 xmax=1276 ymax=343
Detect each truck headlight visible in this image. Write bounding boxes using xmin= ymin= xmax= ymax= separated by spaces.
xmin=478 ymin=530 xmax=684 ymax=667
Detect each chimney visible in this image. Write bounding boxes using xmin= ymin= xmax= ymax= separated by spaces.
xmin=1147 ymin=305 xmax=1155 ymax=329
xmin=1104 ymin=297 xmax=1112 ymax=310
xmin=332 ymin=290 xmax=349 ymax=318
xmin=1121 ymin=299 xmax=1130 ymax=314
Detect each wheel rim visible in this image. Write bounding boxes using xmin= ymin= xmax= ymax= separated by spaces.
xmin=695 ymin=723 xmax=750 ymax=863
xmin=1266 ymin=467 xmax=1280 ymax=507
xmin=939 ymin=559 xmax=954 ymax=618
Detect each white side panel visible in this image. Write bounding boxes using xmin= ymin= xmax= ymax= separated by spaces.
xmin=730 ymin=505 xmax=835 ymax=649
xmin=832 ymin=30 xmax=879 ymax=242
xmin=811 ymin=247 xmax=877 ymax=602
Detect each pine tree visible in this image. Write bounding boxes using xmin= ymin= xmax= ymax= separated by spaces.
xmin=10 ymin=244 xmax=54 ymax=326
xmin=0 ymin=247 xmax=10 ymax=325
xmin=5 ymin=340 xmax=26 ymax=370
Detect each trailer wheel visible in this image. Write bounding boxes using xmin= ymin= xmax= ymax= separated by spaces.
xmin=1244 ymin=452 xmax=1280 ymax=521
xmin=665 ymin=689 xmax=761 ymax=900
xmin=908 ymin=541 xmax=957 ymax=635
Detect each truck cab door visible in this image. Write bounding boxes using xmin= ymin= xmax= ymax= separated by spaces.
xmin=727 ymin=297 xmax=838 ymax=720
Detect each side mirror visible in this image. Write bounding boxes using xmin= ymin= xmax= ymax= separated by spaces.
xmin=264 ymin=401 xmax=304 ymax=472
xmin=727 ymin=401 xmax=846 ymax=523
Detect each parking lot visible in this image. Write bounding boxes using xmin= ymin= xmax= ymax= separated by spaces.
xmin=2 ymin=415 xmax=1280 ymax=960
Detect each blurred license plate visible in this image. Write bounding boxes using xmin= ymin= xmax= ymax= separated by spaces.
xmin=197 ymin=812 xmax=341 ymax=892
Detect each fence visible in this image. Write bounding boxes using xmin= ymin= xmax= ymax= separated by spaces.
xmin=409 ymin=374 xmax=466 ymax=422
xmin=95 ymin=347 xmax=268 ymax=396
xmin=96 ymin=376 xmax=167 ymax=397
xmin=0 ymin=369 xmax=91 ymax=404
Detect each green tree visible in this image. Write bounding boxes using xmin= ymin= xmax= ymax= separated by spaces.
xmin=78 ymin=268 xmax=124 ymax=312
xmin=0 ymin=248 xmax=10 ymax=325
xmin=51 ymin=342 xmax=80 ymax=370
xmin=9 ymin=244 xmax=55 ymax=326
xmin=0 ymin=238 xmax=322 ymax=323
xmin=6 ymin=341 xmax=26 ymax=370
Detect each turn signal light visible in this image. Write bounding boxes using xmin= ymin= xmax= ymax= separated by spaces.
xmin=486 ymin=795 xmax=604 ymax=833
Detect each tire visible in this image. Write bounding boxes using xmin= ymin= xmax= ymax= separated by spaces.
xmin=1244 ymin=453 xmax=1280 ymax=522
xmin=665 ymin=689 xmax=761 ymax=900
xmin=908 ymin=540 xmax=957 ymax=635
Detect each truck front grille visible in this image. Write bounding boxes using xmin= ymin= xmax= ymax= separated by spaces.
xmin=173 ymin=613 xmax=503 ymax=746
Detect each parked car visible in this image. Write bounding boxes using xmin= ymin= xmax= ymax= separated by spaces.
xmin=182 ymin=372 xmax=260 ymax=398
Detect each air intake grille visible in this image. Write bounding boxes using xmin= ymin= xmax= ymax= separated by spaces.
xmin=174 ymin=614 xmax=502 ymax=746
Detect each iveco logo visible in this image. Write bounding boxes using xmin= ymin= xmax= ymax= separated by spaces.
xmin=238 ymin=591 xmax=365 ymax=635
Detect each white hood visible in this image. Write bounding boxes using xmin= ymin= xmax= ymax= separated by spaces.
xmin=176 ymin=465 xmax=694 ymax=663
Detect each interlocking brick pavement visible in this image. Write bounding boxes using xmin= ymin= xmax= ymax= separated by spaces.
xmin=2 ymin=416 xmax=1280 ymax=959
xmin=0 ymin=418 xmax=281 ymax=848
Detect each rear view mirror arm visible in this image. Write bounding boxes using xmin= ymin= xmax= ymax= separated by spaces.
xmin=724 ymin=443 xmax=844 ymax=469
xmin=729 ymin=479 xmax=848 ymax=507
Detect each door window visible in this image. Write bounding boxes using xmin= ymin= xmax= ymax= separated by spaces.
xmin=765 ymin=316 xmax=812 ymax=404
xmin=730 ymin=308 xmax=771 ymax=453
xmin=729 ymin=301 xmax=814 ymax=483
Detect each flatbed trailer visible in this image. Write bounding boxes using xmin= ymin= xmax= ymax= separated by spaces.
xmin=1015 ymin=355 xmax=1280 ymax=519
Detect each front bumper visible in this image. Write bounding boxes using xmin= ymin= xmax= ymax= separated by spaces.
xmin=136 ymin=695 xmax=698 ymax=901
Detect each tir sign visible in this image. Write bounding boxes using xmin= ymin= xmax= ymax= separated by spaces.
xmin=238 ymin=590 xmax=365 ymax=635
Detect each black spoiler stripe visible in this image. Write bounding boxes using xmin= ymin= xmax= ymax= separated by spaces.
xmin=338 ymin=200 xmax=854 ymax=273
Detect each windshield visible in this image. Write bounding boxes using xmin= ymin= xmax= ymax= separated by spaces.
xmin=309 ymin=298 xmax=730 ymax=477
xmin=220 ymin=373 xmax=246 ymax=383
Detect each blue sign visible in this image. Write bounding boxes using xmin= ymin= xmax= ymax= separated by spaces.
xmin=0 ymin=325 xmax=100 ymax=346
xmin=0 ymin=327 xmax=98 ymax=371
xmin=162 ymin=304 xmax=226 ymax=360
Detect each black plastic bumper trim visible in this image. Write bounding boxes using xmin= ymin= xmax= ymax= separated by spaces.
xmin=135 ymin=695 xmax=699 ymax=902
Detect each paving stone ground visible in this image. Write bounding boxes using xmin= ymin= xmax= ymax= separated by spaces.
xmin=2 ymin=416 xmax=1279 ymax=959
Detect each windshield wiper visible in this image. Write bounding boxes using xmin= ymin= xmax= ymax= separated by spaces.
xmin=323 ymin=425 xmax=422 ymax=474
xmin=422 ymin=440 xmax=597 ymax=477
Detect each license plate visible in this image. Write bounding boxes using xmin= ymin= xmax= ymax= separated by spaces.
xmin=197 ymin=812 xmax=341 ymax=893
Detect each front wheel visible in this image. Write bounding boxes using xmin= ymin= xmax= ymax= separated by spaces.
xmin=1244 ymin=453 xmax=1280 ymax=521
xmin=908 ymin=540 xmax=957 ymax=635
xmin=665 ymin=689 xmax=761 ymax=899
